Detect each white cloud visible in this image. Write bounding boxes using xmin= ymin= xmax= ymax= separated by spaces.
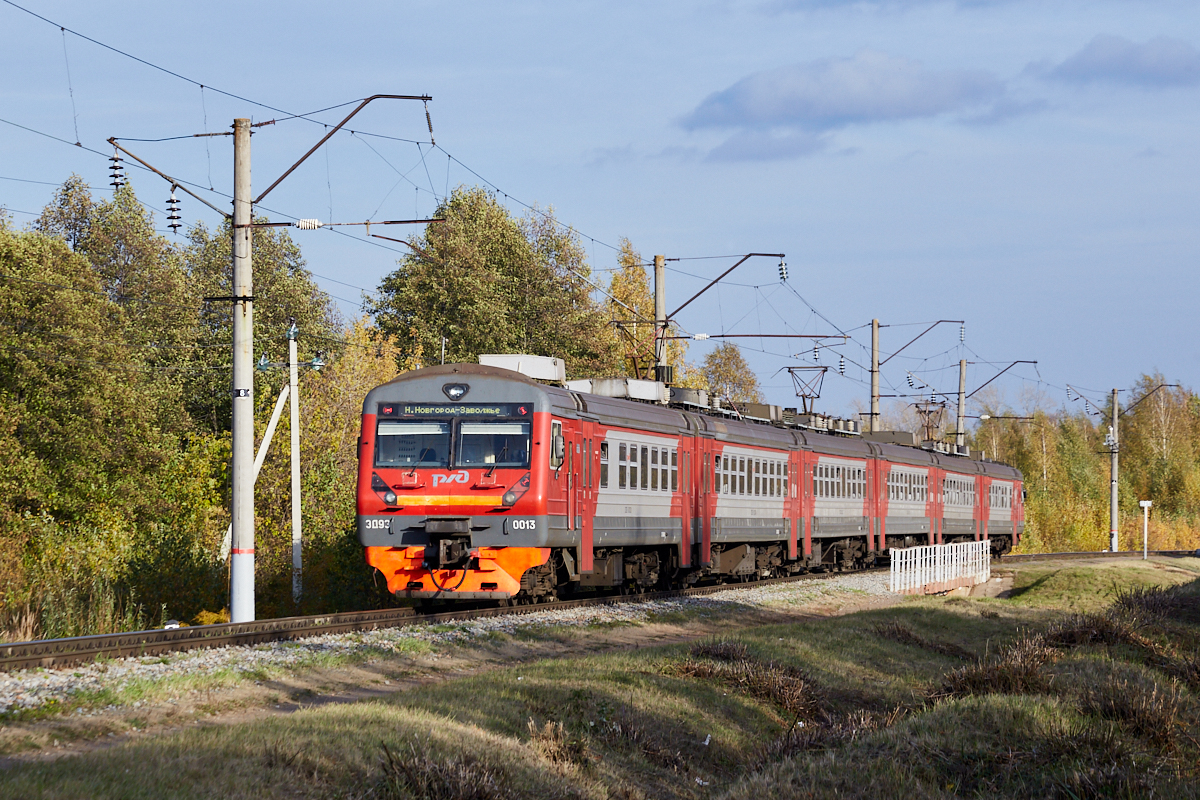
xmin=684 ymin=51 xmax=1003 ymax=133
xmin=1048 ymin=35 xmax=1200 ymax=87
xmin=704 ymin=130 xmax=828 ymax=161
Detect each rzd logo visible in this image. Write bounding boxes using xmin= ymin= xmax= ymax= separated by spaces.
xmin=431 ymin=470 xmax=470 ymax=487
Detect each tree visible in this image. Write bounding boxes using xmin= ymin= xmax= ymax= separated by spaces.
xmin=368 ymin=187 xmax=621 ymax=377
xmin=183 ymin=217 xmax=340 ymax=433
xmin=701 ymin=342 xmax=762 ymax=403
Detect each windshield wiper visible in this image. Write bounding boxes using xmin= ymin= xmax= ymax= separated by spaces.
xmin=408 ymin=447 xmax=432 ymax=477
xmin=485 ymin=441 xmax=509 ymax=478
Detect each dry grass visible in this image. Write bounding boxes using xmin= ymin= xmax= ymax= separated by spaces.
xmin=593 ymin=707 xmax=689 ymax=774
xmin=665 ymin=640 xmax=823 ymax=718
xmin=934 ymin=635 xmax=1058 ymax=698
xmin=689 ymin=639 xmax=749 ymax=662
xmin=378 ymin=741 xmax=517 ymax=800
xmin=0 ymin=603 xmax=39 ymax=644
xmin=870 ymin=620 xmax=973 ymax=661
xmin=526 ymin=718 xmax=590 ymax=768
xmin=759 ymin=705 xmax=909 ymax=763
xmin=1078 ymin=677 xmax=1184 ymax=751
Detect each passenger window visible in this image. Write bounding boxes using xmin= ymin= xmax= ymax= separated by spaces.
xmin=550 ymin=421 xmax=563 ymax=468
xmin=600 ymin=442 xmax=609 ymax=488
xmin=640 ymin=446 xmax=649 ymax=490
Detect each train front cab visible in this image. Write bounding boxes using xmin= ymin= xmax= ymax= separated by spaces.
xmin=356 ymin=364 xmax=578 ymax=601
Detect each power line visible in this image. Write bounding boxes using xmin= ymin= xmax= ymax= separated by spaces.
xmin=1 ymin=0 xmax=303 ymax=122
xmin=0 ymin=175 xmax=112 ymax=190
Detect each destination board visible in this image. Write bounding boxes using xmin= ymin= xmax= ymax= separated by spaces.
xmin=377 ymin=402 xmax=532 ymax=418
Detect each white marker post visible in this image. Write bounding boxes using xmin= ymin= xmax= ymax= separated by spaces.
xmin=1139 ymin=500 xmax=1152 ymax=560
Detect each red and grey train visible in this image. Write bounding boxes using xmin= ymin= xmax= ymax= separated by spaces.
xmin=357 ymin=362 xmax=1024 ymax=602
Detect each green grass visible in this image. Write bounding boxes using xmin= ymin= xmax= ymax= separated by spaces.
xmin=3 ymin=561 xmax=1198 ymax=798
xmin=1005 ymin=559 xmax=1196 ymax=612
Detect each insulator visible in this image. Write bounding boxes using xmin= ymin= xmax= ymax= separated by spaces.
xmin=425 ymin=106 xmax=435 ymax=146
xmin=693 ymin=333 xmax=709 ymax=341
xmin=838 ymin=355 xmax=845 ymax=375
xmin=812 ymin=343 xmax=819 ymax=361
xmin=166 ymin=190 xmax=181 ymax=233
xmin=959 ymin=323 xmax=965 ymax=343
xmin=295 ymin=219 xmax=323 ymax=230
xmin=907 ymin=375 xmax=915 ymax=389
xmin=778 ymin=260 xmax=788 ymax=282
xmin=109 ymin=152 xmax=124 ymax=188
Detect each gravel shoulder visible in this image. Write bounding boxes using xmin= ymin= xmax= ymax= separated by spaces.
xmin=0 ymin=571 xmax=897 ymax=765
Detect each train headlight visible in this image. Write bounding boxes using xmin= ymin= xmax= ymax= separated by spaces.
xmin=501 ymin=491 xmax=517 ymax=507
xmin=383 ymin=491 xmax=397 ymax=506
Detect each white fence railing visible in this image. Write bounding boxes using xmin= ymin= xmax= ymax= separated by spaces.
xmin=889 ymin=540 xmax=991 ymax=595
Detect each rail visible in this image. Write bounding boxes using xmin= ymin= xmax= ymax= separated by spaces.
xmin=0 ymin=568 xmax=873 ymax=673
xmin=4 ymin=548 xmax=1195 ymax=673
xmin=999 ymin=549 xmax=1198 ymax=563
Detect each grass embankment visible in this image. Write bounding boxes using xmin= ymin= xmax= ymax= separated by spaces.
xmin=2 ymin=558 xmax=1199 ymax=799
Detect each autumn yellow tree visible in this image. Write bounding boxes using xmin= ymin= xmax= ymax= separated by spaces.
xmin=607 ymin=238 xmax=700 ymax=385
xmin=701 ymin=341 xmax=762 ymax=403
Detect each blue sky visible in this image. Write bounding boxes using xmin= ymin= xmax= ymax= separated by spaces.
xmin=2 ymin=0 xmax=1198 ymax=421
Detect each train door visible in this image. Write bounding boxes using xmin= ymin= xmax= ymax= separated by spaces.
xmin=798 ymin=451 xmax=813 ymax=561
xmin=696 ymin=437 xmax=713 ymax=567
xmin=578 ymin=421 xmax=595 ymax=572
xmin=978 ymin=475 xmax=989 ymax=543
xmin=678 ymin=438 xmax=692 ymax=568
xmin=931 ymin=466 xmax=943 ymax=545
xmin=785 ymin=448 xmax=798 ymax=560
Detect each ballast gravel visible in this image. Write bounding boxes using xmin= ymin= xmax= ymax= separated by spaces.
xmin=0 ymin=572 xmax=894 ymax=716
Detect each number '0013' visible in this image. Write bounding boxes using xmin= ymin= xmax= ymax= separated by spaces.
xmin=510 ymin=520 xmax=536 ymax=531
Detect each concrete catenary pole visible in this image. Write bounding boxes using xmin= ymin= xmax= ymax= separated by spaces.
xmin=288 ymin=323 xmax=302 ymax=604
xmin=653 ymin=255 xmax=666 ymax=381
xmin=870 ymin=319 xmax=880 ymax=432
xmin=1110 ymin=388 xmax=1120 ymax=553
xmin=956 ymin=359 xmax=967 ymax=450
xmin=230 ymin=118 xmax=255 ymax=622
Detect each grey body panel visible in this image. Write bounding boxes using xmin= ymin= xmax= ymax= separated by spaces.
xmin=592 ymin=516 xmax=683 ymax=547
xmin=812 ymin=516 xmax=869 ymax=537
xmin=884 ymin=516 xmax=931 ymax=536
xmin=941 ymin=518 xmax=978 ymax=537
xmin=711 ymin=518 xmax=789 ymax=543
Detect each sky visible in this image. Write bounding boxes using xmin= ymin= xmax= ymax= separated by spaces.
xmin=2 ymin=0 xmax=1198 ymax=424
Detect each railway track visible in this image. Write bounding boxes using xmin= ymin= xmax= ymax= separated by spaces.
xmin=4 ymin=548 xmax=1195 ymax=673
xmin=997 ymin=548 xmax=1199 ymax=563
xmin=0 ymin=568 xmax=877 ymax=673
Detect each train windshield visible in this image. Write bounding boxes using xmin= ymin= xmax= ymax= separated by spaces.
xmin=457 ymin=422 xmax=532 ymax=468
xmin=375 ymin=421 xmax=451 ymax=468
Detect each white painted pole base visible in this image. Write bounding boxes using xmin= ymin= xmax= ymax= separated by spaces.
xmin=230 ymin=552 xmax=255 ymax=623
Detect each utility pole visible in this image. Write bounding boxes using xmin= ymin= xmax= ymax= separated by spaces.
xmin=230 ymin=118 xmax=255 ymax=623
xmin=288 ymin=322 xmax=302 ymax=604
xmin=1108 ymin=387 xmax=1119 ymax=553
xmin=653 ymin=255 xmax=666 ymax=382
xmin=870 ymin=319 xmax=880 ymax=432
xmin=1139 ymin=500 xmax=1152 ymax=560
xmin=956 ymin=359 xmax=967 ymax=450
